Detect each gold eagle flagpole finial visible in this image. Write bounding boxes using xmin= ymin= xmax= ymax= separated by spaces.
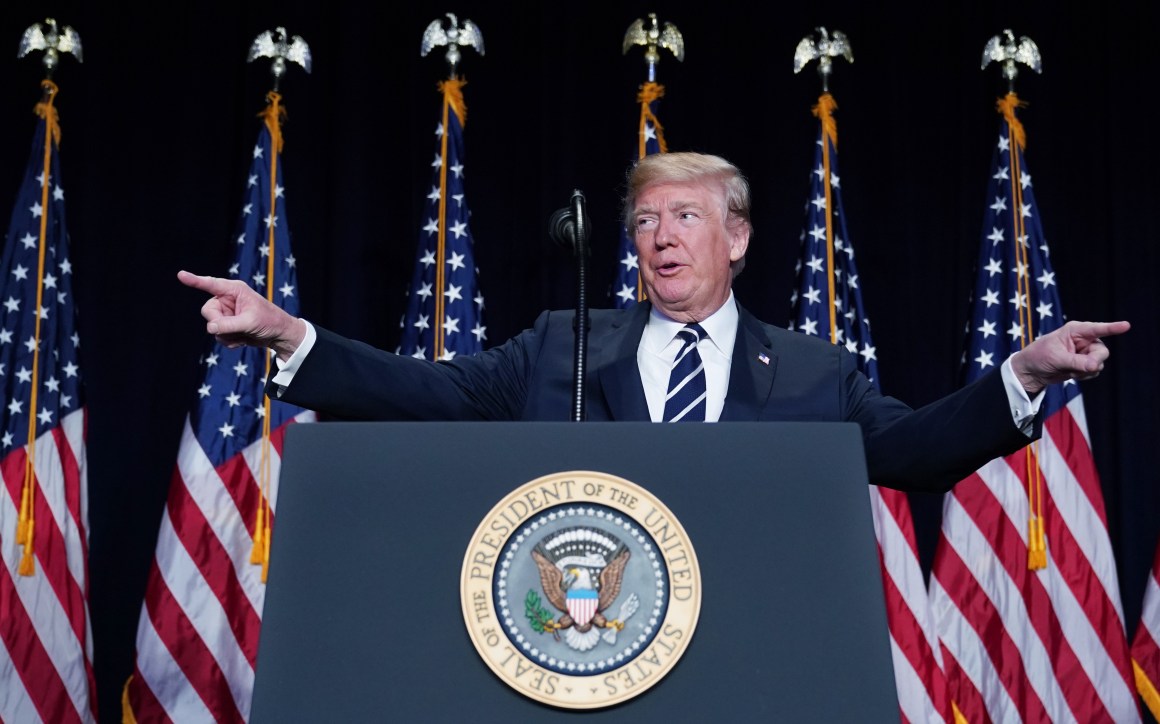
xmin=247 ymin=27 xmax=312 ymax=92
xmin=793 ymin=26 xmax=853 ymax=92
xmin=982 ymin=29 xmax=1042 ymax=94
xmin=18 ymin=18 xmax=82 ymax=80
xmin=623 ymin=13 xmax=685 ymax=83
xmin=421 ymin=13 xmax=485 ymax=78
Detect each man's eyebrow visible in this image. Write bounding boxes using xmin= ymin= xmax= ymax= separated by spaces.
xmin=633 ymin=198 xmax=709 ymax=217
xmin=669 ymin=199 xmax=709 ymax=213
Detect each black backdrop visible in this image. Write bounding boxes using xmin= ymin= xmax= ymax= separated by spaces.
xmin=1 ymin=2 xmax=1157 ymax=721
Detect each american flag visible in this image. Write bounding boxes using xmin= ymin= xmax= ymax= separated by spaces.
xmin=0 ymin=80 xmax=95 ymax=724
xmin=613 ymin=81 xmax=667 ymax=308
xmin=1133 ymin=537 xmax=1160 ymax=719
xmin=929 ymin=93 xmax=1140 ymax=722
xmin=789 ymin=92 xmax=953 ymax=723
xmin=123 ymin=93 xmax=316 ymax=723
xmin=397 ymin=79 xmax=485 ymax=360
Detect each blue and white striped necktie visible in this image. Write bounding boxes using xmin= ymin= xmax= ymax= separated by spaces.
xmin=663 ymin=323 xmax=707 ymax=422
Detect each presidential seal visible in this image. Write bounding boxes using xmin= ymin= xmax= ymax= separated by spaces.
xmin=461 ymin=471 xmax=701 ymax=709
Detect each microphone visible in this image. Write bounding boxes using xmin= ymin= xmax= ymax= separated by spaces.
xmin=548 ymin=207 xmax=577 ymax=247
xmin=548 ymin=189 xmax=589 ymax=254
xmin=549 ymin=189 xmax=592 ymax=422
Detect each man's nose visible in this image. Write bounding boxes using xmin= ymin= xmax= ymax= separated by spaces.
xmin=654 ymin=217 xmax=678 ymax=247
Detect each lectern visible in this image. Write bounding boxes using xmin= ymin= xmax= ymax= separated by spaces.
xmin=250 ymin=422 xmax=898 ymax=721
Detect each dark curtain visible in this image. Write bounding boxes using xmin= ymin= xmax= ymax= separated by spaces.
xmin=0 ymin=2 xmax=1155 ymax=720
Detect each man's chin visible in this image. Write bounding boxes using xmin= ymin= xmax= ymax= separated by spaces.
xmin=646 ymin=291 xmax=697 ymax=318
xmin=644 ymin=287 xmax=689 ymax=310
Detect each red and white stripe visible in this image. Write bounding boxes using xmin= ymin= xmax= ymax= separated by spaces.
xmin=1 ymin=408 xmax=96 ymax=723
xmin=124 ymin=411 xmax=313 ymax=723
xmin=567 ymin=593 xmax=598 ymax=627
xmin=870 ymin=485 xmax=953 ymax=723
xmin=1131 ymin=536 xmax=1160 ymax=719
xmin=931 ymin=394 xmax=1141 ymax=722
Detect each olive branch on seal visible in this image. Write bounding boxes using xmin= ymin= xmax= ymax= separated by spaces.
xmin=525 ymin=590 xmax=560 ymax=640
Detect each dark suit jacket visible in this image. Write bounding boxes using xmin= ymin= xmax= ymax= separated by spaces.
xmin=272 ymin=300 xmax=1039 ymax=492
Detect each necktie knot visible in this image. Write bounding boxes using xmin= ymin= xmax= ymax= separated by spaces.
xmin=676 ymin=323 xmax=706 ymax=349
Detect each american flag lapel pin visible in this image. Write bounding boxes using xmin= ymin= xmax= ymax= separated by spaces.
xmin=757 ymin=353 xmax=770 ymax=365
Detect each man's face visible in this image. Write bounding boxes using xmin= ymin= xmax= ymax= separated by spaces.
xmin=632 ymin=180 xmax=749 ymax=323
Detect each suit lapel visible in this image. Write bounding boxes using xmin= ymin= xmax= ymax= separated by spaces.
xmin=596 ymin=302 xmax=651 ymax=421
xmin=720 ymin=305 xmax=778 ymax=421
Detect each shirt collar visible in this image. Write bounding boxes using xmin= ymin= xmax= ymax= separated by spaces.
xmin=642 ymin=290 xmax=739 ymax=357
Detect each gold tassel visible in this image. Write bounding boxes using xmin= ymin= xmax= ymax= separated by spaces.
xmin=18 ymin=519 xmax=36 ymax=575
xmin=260 ymin=529 xmax=272 ymax=584
xmin=951 ymin=700 xmax=970 ymax=724
xmin=16 ymin=477 xmax=32 ymax=543
xmin=1134 ymin=659 xmax=1160 ymax=720
xmin=122 ymin=675 xmax=141 ymax=724
xmin=1027 ymin=515 xmax=1047 ymax=570
xmin=250 ymin=500 xmax=266 ymax=564
xmin=1023 ymin=445 xmax=1047 ymax=570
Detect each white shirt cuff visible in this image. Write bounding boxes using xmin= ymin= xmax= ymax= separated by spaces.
xmin=271 ymin=320 xmax=317 ymax=393
xmin=1001 ymin=355 xmax=1044 ymax=435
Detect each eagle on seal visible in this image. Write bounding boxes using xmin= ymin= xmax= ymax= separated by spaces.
xmin=531 ymin=545 xmax=633 ymax=652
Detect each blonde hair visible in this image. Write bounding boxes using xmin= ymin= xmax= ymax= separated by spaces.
xmin=623 ymin=151 xmax=752 ymax=275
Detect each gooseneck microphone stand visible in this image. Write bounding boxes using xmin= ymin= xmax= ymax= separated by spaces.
xmin=548 ymin=189 xmax=590 ymax=421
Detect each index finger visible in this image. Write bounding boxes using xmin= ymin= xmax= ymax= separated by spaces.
xmin=1078 ymin=320 xmax=1131 ymax=339
xmin=178 ymin=270 xmax=233 ymax=296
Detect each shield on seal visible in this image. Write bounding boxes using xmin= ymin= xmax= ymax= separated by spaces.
xmin=566 ymin=586 xmax=599 ymax=627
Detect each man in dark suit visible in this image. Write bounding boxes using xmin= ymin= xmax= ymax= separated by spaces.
xmin=178 ymin=152 xmax=1128 ymax=492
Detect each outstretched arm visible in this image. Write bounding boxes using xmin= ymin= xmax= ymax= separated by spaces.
xmin=1010 ymin=320 xmax=1130 ymax=396
xmin=177 ymin=270 xmax=306 ymax=361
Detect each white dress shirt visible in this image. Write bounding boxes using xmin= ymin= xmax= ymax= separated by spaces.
xmin=637 ymin=291 xmax=738 ymax=422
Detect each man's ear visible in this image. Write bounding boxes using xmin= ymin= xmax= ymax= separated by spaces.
xmin=728 ymin=224 xmax=750 ymax=263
